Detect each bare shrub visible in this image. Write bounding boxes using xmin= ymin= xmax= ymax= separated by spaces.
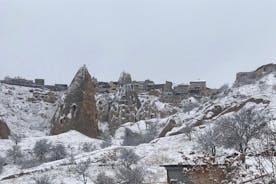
xmin=82 ymin=143 xmax=96 ymax=152
xmin=197 ymin=128 xmax=219 ymax=158
xmin=217 ymin=108 xmax=267 ymax=155
xmin=33 ymin=139 xmax=52 ymax=162
xmin=94 ymin=172 xmax=116 ymax=184
xmin=183 ymin=125 xmax=194 ymax=141
xmin=50 ymin=144 xmax=67 ymax=161
xmin=0 ymin=156 xmax=4 ymax=174
xmin=6 ymin=145 xmax=23 ymax=164
xmin=119 ymin=149 xmax=140 ymax=168
xmin=19 ymin=158 xmax=40 ymax=169
xmin=32 ymin=175 xmax=52 ymax=184
xmin=115 ymin=166 xmax=145 ymax=184
xmin=10 ymin=134 xmax=22 ymax=145
xmin=76 ymin=158 xmax=91 ymax=184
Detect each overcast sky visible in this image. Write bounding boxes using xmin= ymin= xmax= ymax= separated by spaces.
xmin=1 ymin=0 xmax=276 ymax=88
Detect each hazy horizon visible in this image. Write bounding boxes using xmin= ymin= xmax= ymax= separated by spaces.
xmin=1 ymin=0 xmax=276 ymax=88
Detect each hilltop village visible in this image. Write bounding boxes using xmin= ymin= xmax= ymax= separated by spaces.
xmin=0 ymin=72 xmax=219 ymax=104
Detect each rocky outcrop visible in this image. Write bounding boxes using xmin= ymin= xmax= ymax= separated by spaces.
xmin=108 ymin=84 xmax=141 ymax=133
xmin=0 ymin=120 xmax=10 ymax=139
xmin=51 ymin=66 xmax=99 ymax=138
xmin=158 ymin=119 xmax=176 ymax=138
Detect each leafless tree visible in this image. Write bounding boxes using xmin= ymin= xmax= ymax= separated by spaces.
xmin=32 ymin=175 xmax=52 ymax=184
xmin=0 ymin=156 xmax=4 ymax=174
xmin=216 ymin=108 xmax=268 ymax=162
xmin=19 ymin=158 xmax=40 ymax=169
xmin=6 ymin=145 xmax=23 ymax=164
xmin=50 ymin=144 xmax=67 ymax=161
xmin=183 ymin=125 xmax=194 ymax=141
xmin=33 ymin=139 xmax=52 ymax=162
xmin=94 ymin=172 xmax=116 ymax=184
xmin=115 ymin=149 xmax=144 ymax=184
xmin=10 ymin=134 xmax=22 ymax=145
xmin=119 ymin=149 xmax=140 ymax=168
xmin=75 ymin=158 xmax=91 ymax=184
xmin=82 ymin=143 xmax=96 ymax=152
xmin=115 ymin=166 xmax=145 ymax=184
xmin=197 ymin=128 xmax=219 ymax=158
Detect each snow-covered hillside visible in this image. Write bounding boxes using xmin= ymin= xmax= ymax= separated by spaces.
xmin=0 ymin=83 xmax=59 ymax=137
xmin=1 ymin=71 xmax=276 ymax=184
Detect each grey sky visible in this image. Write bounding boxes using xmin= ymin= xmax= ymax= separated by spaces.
xmin=1 ymin=0 xmax=276 ymax=88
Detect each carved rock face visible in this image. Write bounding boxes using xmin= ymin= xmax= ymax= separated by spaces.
xmin=51 ymin=66 xmax=99 ymax=138
xmin=0 ymin=120 xmax=10 ymax=139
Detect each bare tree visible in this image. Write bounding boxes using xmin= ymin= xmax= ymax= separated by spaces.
xmin=216 ymin=108 xmax=268 ymax=162
xmin=115 ymin=149 xmax=144 ymax=183
xmin=32 ymin=175 xmax=52 ymax=184
xmin=76 ymin=158 xmax=91 ymax=184
xmin=115 ymin=166 xmax=145 ymax=184
xmin=10 ymin=134 xmax=22 ymax=145
xmin=119 ymin=149 xmax=140 ymax=168
xmin=183 ymin=125 xmax=194 ymax=141
xmin=33 ymin=139 xmax=52 ymax=162
xmin=82 ymin=142 xmax=96 ymax=152
xmin=19 ymin=158 xmax=40 ymax=169
xmin=50 ymin=144 xmax=67 ymax=161
xmin=6 ymin=145 xmax=23 ymax=164
xmin=0 ymin=156 xmax=4 ymax=174
xmin=197 ymin=128 xmax=219 ymax=158
xmin=95 ymin=172 xmax=116 ymax=184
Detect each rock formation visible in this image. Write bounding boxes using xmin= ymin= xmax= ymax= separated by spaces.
xmin=0 ymin=120 xmax=10 ymax=139
xmin=51 ymin=65 xmax=99 ymax=138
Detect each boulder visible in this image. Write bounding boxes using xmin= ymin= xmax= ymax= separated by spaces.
xmin=51 ymin=65 xmax=99 ymax=138
xmin=158 ymin=119 xmax=176 ymax=138
xmin=0 ymin=120 xmax=10 ymax=139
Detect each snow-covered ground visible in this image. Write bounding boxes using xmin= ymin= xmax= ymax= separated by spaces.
xmin=0 ymin=83 xmax=59 ymax=137
xmin=2 ymin=72 xmax=276 ymax=183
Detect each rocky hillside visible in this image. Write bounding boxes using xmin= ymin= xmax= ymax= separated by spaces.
xmin=1 ymin=64 xmax=276 ymax=184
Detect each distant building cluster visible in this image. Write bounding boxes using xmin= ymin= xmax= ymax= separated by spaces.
xmin=95 ymin=78 xmax=218 ymax=98
xmin=0 ymin=77 xmax=68 ymax=91
xmin=0 ymin=73 xmax=219 ymax=98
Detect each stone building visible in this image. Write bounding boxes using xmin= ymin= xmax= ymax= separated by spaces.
xmin=96 ymin=82 xmax=111 ymax=93
xmin=174 ymin=84 xmax=189 ymax=96
xmin=143 ymin=80 xmax=155 ymax=91
xmin=163 ymin=81 xmax=173 ymax=95
xmin=2 ymin=77 xmax=34 ymax=86
xmin=189 ymin=81 xmax=207 ymax=96
xmin=235 ymin=63 xmax=276 ymax=86
xmin=162 ymin=164 xmax=226 ymax=184
xmin=34 ymin=79 xmax=45 ymax=86
xmin=132 ymin=81 xmax=145 ymax=93
xmin=109 ymin=81 xmax=119 ymax=93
